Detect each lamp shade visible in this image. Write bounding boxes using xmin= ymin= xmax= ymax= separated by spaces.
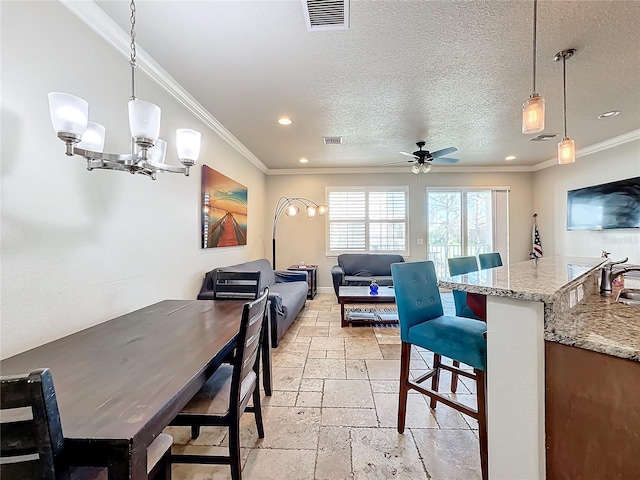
xmin=285 ymin=204 xmax=300 ymax=216
xmin=77 ymin=121 xmax=106 ymax=152
xmin=128 ymin=100 xmax=161 ymax=141
xmin=148 ymin=138 xmax=167 ymax=164
xmin=522 ymin=94 xmax=545 ymax=134
xmin=176 ymin=129 xmax=202 ymax=162
xmin=306 ymin=205 xmax=318 ymax=217
xmin=411 ymin=164 xmax=421 ymax=174
xmin=318 ymin=205 xmax=328 ymax=216
xmin=558 ymin=138 xmax=575 ymax=164
xmin=421 ymin=163 xmax=432 ymax=173
xmin=48 ymin=92 xmax=89 ymax=137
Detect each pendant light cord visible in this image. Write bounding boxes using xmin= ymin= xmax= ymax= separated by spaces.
xmin=532 ymin=0 xmax=538 ymax=94
xmin=562 ymin=55 xmax=567 ymax=138
xmin=129 ymin=0 xmax=137 ymax=101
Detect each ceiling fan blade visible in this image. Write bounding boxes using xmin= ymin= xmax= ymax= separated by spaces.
xmin=431 ymin=157 xmax=459 ymax=164
xmin=399 ymin=151 xmax=418 ymax=159
xmin=383 ymin=160 xmax=416 ymax=165
xmin=430 ymin=147 xmax=458 ymax=158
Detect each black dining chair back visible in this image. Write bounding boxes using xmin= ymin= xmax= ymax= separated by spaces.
xmin=1 ymin=369 xmax=64 ymax=480
xmin=213 ymin=271 xmax=262 ymax=300
xmin=170 ymin=288 xmax=270 ymax=480
xmin=1 ymin=369 xmax=173 ymax=480
xmin=479 ymin=252 xmax=503 ymax=269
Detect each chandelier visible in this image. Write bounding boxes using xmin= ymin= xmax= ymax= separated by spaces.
xmin=47 ymin=0 xmax=202 ymax=180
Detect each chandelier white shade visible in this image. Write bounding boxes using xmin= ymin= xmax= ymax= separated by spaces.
xmin=47 ymin=0 xmax=201 ymax=180
xmin=77 ymin=122 xmax=106 ymax=153
xmin=48 ymin=92 xmax=88 ymax=139
xmin=128 ymin=100 xmax=161 ymax=144
xmin=176 ymin=129 xmax=202 ymax=165
xmin=148 ymin=139 xmax=167 ymax=164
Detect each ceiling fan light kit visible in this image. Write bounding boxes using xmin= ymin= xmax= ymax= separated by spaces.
xmin=394 ymin=141 xmax=458 ymax=175
xmin=555 ymin=48 xmax=576 ymax=165
xmin=47 ymin=0 xmax=202 ymax=180
xmin=522 ymin=0 xmax=545 ymax=134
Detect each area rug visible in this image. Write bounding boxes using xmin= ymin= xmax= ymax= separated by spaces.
xmin=344 ymin=306 xmax=399 ymax=323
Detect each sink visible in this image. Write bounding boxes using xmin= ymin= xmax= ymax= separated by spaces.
xmin=616 ymin=288 xmax=640 ymax=306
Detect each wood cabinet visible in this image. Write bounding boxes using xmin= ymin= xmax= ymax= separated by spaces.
xmin=545 ymin=341 xmax=640 ymax=479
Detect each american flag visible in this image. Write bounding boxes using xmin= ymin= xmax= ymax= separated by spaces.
xmin=532 ymin=222 xmax=543 ymax=258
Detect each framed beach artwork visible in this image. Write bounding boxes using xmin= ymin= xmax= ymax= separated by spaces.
xmin=201 ymin=165 xmax=248 ymax=249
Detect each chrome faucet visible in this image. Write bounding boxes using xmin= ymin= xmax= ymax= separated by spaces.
xmin=600 ymin=257 xmax=640 ymax=294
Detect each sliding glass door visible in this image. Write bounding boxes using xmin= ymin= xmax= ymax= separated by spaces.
xmin=427 ymin=189 xmax=500 ymax=277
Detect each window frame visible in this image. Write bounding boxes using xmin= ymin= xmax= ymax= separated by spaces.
xmin=325 ymin=185 xmax=410 ymax=256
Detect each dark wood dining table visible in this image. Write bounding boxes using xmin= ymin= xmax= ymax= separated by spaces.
xmin=0 ymin=299 xmax=246 ymax=479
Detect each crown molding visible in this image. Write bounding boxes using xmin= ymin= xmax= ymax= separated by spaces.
xmin=267 ymin=165 xmax=535 ymax=176
xmin=531 ymin=129 xmax=640 ymax=171
xmin=59 ymin=0 xmax=268 ymax=174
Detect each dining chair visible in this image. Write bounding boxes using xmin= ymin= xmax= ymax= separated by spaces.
xmin=479 ymin=252 xmax=503 ymax=269
xmin=0 ymin=369 xmax=172 ymax=480
xmin=170 ymin=288 xmax=270 ymax=480
xmin=446 ymin=256 xmax=486 ymax=392
xmin=391 ymin=261 xmax=488 ymax=479
xmin=209 ymin=270 xmax=273 ymax=396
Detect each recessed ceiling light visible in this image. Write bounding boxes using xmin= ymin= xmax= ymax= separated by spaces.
xmin=278 ymin=117 xmax=292 ymax=125
xmin=299 ymin=158 xmax=308 ymax=163
xmin=505 ymin=155 xmax=516 ymax=161
xmin=597 ymin=110 xmax=620 ymax=119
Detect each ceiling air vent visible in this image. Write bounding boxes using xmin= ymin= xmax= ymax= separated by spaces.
xmin=323 ymin=136 xmax=343 ymax=145
xmin=302 ymin=0 xmax=350 ymax=31
xmin=530 ymin=134 xmax=558 ymax=142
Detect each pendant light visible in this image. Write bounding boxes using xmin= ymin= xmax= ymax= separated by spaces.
xmin=522 ymin=0 xmax=545 ymax=134
xmin=554 ymin=48 xmax=576 ymax=165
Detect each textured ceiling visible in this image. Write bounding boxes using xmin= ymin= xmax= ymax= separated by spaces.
xmin=95 ymin=0 xmax=640 ymax=171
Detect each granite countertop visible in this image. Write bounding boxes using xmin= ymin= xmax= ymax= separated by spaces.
xmin=439 ymin=256 xmax=640 ymax=362
xmin=546 ymin=277 xmax=640 ymax=362
xmin=438 ymin=256 xmax=606 ymax=302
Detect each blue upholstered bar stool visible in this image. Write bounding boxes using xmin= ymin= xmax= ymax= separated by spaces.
xmin=447 ymin=256 xmax=486 ymax=393
xmin=391 ymin=261 xmax=488 ymax=480
xmin=479 ymin=252 xmax=503 ymax=269
xmin=447 ymin=256 xmax=484 ymax=321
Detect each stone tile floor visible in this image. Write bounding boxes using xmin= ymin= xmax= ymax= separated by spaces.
xmin=167 ymin=292 xmax=481 ymax=479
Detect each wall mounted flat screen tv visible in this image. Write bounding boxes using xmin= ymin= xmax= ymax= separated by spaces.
xmin=567 ymin=176 xmax=640 ymax=230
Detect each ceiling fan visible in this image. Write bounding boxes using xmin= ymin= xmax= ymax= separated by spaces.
xmin=389 ymin=141 xmax=459 ymax=174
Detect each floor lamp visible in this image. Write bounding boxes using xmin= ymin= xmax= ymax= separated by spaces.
xmin=272 ymin=197 xmax=327 ymax=269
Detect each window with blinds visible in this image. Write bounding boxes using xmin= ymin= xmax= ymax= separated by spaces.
xmin=327 ymin=187 xmax=408 ymax=255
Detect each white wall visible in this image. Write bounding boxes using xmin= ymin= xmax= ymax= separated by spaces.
xmin=0 ymin=1 xmax=267 ymax=358
xmin=532 ymin=139 xmax=640 ymax=264
xmin=266 ymin=171 xmax=534 ymax=289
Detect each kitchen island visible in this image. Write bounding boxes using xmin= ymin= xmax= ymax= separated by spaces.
xmin=439 ymin=256 xmax=639 ymax=479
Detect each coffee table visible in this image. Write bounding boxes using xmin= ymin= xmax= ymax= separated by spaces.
xmin=338 ymin=285 xmax=397 ymax=327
